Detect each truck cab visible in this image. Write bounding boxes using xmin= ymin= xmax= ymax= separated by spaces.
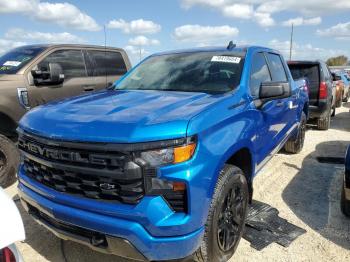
xmin=17 ymin=44 xmax=308 ymax=262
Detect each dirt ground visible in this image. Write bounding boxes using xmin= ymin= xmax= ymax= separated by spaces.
xmin=4 ymin=105 xmax=350 ymax=262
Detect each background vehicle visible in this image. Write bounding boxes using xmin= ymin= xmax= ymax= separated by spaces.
xmin=0 ymin=187 xmax=25 ymax=262
xmin=331 ymin=72 xmax=345 ymax=107
xmin=0 ymin=44 xmax=131 ymax=187
xmin=340 ymin=72 xmax=350 ymax=102
xmin=341 ymin=145 xmax=350 ymax=217
xmin=288 ymin=61 xmax=336 ymax=130
xmin=17 ymin=44 xmax=308 ymax=262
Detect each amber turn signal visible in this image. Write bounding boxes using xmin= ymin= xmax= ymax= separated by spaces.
xmin=173 ymin=143 xmax=196 ymax=163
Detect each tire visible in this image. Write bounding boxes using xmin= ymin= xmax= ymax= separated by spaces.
xmin=0 ymin=135 xmax=19 ymax=187
xmin=331 ymin=104 xmax=336 ymax=117
xmin=284 ymin=112 xmax=306 ymax=154
xmin=341 ymin=180 xmax=350 ymax=217
xmin=194 ymin=165 xmax=248 ymax=262
xmin=336 ymin=96 xmax=342 ymax=108
xmin=317 ymin=107 xmax=331 ymax=130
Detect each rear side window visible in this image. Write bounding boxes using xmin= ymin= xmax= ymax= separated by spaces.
xmin=38 ymin=49 xmax=86 ymax=79
xmin=250 ymin=52 xmax=271 ymax=98
xmin=87 ymin=50 xmax=127 ymax=76
xmin=266 ymin=53 xmax=287 ymax=82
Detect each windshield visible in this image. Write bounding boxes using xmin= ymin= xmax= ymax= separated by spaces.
xmin=116 ymin=52 xmax=245 ymax=94
xmin=0 ymin=46 xmax=46 ymax=74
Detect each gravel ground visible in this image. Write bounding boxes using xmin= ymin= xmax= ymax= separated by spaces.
xmin=4 ymin=105 xmax=350 ymax=262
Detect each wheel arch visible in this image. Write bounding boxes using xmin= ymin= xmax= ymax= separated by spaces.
xmin=224 ymin=147 xmax=254 ymax=202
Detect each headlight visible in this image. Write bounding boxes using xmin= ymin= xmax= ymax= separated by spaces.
xmin=140 ymin=137 xmax=197 ymax=167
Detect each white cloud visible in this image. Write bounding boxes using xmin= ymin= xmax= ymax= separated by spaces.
xmin=0 ymin=0 xmax=100 ymax=31
xmin=268 ymin=38 xmax=348 ymax=60
xmin=5 ymin=28 xmax=84 ymax=43
xmin=107 ymin=19 xmax=161 ymax=34
xmin=181 ymin=0 xmax=350 ymax=27
xmin=254 ymin=12 xmax=275 ymax=27
xmin=316 ymin=22 xmax=350 ymax=40
xmin=173 ymin=24 xmax=239 ymax=43
xmin=0 ymin=39 xmax=26 ymax=55
xmin=124 ymin=45 xmax=149 ymax=64
xmin=282 ymin=17 xmax=322 ymax=27
xmin=128 ymin=36 xmax=160 ymax=46
xmin=222 ymin=4 xmax=254 ymax=19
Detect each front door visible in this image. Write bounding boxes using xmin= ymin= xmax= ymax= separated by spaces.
xmin=27 ymin=48 xmax=93 ymax=107
xmin=249 ymin=52 xmax=289 ymax=168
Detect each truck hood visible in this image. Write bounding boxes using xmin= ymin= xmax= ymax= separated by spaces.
xmin=0 ymin=74 xmax=22 ymax=82
xmin=20 ymin=90 xmax=225 ymax=143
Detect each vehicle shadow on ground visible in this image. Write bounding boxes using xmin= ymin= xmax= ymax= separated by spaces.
xmin=330 ymin=111 xmax=350 ymax=132
xmin=282 ymin=140 xmax=350 ymax=250
xmin=13 ymin=199 xmax=134 ymax=262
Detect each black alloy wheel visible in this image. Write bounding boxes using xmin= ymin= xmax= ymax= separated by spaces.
xmin=217 ymin=186 xmax=245 ymax=252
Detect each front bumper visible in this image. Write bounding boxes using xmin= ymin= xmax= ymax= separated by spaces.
xmin=18 ymin=181 xmax=204 ymax=261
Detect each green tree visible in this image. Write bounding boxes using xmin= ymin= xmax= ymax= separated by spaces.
xmin=326 ymin=55 xmax=348 ymax=66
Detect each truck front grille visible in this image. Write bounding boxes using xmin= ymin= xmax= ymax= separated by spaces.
xmin=18 ymin=134 xmax=145 ymax=204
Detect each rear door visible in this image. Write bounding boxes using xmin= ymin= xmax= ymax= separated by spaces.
xmin=265 ymin=52 xmax=297 ymax=134
xmin=27 ymin=48 xmax=92 ymax=106
xmin=85 ymin=49 xmax=128 ymax=90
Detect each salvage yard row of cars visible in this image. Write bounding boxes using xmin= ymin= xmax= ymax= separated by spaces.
xmin=0 ymin=42 xmax=349 ymax=262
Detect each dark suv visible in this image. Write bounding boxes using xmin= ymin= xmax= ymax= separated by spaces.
xmin=0 ymin=44 xmax=131 ymax=186
xmin=288 ymin=60 xmax=336 ymax=130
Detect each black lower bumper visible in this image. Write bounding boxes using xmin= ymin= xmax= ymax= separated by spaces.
xmin=21 ymin=199 xmax=147 ymax=261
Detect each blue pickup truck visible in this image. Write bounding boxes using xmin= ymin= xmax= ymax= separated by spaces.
xmin=17 ymin=44 xmax=308 ymax=262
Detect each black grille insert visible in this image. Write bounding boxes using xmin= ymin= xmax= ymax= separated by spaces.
xmin=19 ymin=135 xmax=145 ymax=204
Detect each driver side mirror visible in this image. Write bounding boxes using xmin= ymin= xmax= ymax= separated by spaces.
xmin=255 ymin=81 xmax=291 ymax=108
xmin=31 ymin=62 xmax=64 ymax=86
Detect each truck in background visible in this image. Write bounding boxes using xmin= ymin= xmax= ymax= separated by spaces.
xmin=0 ymin=44 xmax=131 ymax=186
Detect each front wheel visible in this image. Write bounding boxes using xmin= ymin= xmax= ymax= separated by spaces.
xmin=0 ymin=135 xmax=19 ymax=187
xmin=284 ymin=112 xmax=306 ymax=154
xmin=194 ymin=165 xmax=248 ymax=262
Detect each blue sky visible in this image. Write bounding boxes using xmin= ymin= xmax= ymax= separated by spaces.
xmin=0 ymin=0 xmax=349 ymax=64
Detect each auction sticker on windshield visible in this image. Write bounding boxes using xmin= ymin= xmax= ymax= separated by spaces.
xmin=3 ymin=61 xmax=21 ymax=67
xmin=211 ymin=56 xmax=241 ymax=63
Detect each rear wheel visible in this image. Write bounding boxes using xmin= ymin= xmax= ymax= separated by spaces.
xmin=0 ymin=135 xmax=19 ymax=187
xmin=331 ymin=104 xmax=336 ymax=117
xmin=284 ymin=112 xmax=306 ymax=154
xmin=341 ymin=180 xmax=350 ymax=217
xmin=317 ymin=107 xmax=331 ymax=130
xmin=336 ymin=95 xmax=342 ymax=107
xmin=343 ymin=91 xmax=349 ymax=103
xmin=194 ymin=165 xmax=248 ymax=262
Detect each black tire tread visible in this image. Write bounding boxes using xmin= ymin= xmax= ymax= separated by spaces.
xmin=341 ymin=181 xmax=350 ymax=217
xmin=193 ymin=165 xmax=247 ymax=262
xmin=0 ymin=134 xmax=19 ymax=187
xmin=284 ymin=112 xmax=306 ymax=154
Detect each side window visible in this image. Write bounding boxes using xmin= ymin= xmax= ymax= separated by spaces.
xmin=266 ymin=53 xmax=287 ymax=82
xmin=87 ymin=50 xmax=127 ymax=76
xmin=38 ymin=49 xmax=86 ymax=79
xmin=250 ymin=52 xmax=271 ymax=98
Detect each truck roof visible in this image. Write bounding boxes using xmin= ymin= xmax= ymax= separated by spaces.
xmin=13 ymin=44 xmax=126 ymax=52
xmin=151 ymin=45 xmax=280 ymax=57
